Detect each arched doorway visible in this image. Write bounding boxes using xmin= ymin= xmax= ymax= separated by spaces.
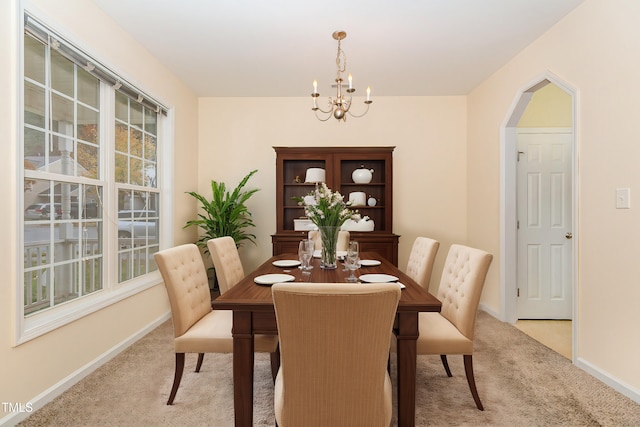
xmin=500 ymin=73 xmax=577 ymax=360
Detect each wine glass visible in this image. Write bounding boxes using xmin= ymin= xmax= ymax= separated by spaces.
xmin=299 ymin=239 xmax=314 ymax=272
xmin=343 ymin=240 xmax=358 ymax=270
xmin=298 ymin=239 xmax=307 ymax=267
xmin=346 ymin=241 xmax=359 ymax=282
xmin=342 ymin=244 xmax=351 ymax=271
xmin=304 ymin=239 xmax=315 ymax=271
xmin=348 ymin=240 xmax=359 ymax=257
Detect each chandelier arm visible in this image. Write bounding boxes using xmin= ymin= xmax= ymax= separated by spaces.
xmin=342 ymin=93 xmax=352 ymax=112
xmin=314 ymin=109 xmax=334 ymax=122
xmin=346 ymin=102 xmax=371 ymax=118
xmin=313 ymin=103 xmax=333 ymax=114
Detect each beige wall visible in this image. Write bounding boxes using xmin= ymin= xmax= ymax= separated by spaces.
xmin=198 ymin=96 xmax=468 ymax=286
xmin=1 ymin=0 xmax=199 ymax=416
xmin=467 ymin=0 xmax=640 ymax=392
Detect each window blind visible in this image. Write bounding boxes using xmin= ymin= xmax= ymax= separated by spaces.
xmin=24 ymin=13 xmax=168 ymax=116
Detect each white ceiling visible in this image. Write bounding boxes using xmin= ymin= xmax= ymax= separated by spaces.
xmin=90 ymin=0 xmax=584 ymax=97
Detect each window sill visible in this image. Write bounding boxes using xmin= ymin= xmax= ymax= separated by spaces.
xmin=15 ymin=271 xmax=163 ymax=346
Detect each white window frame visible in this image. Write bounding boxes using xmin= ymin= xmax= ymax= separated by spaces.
xmin=15 ymin=6 xmax=174 ymax=345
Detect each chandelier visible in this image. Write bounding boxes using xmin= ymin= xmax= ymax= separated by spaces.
xmin=311 ymin=31 xmax=372 ymax=122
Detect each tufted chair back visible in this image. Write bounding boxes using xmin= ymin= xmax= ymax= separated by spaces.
xmin=406 ymin=237 xmax=440 ymax=289
xmin=308 ymin=230 xmax=350 ymax=252
xmin=155 ymin=243 xmax=212 ymax=339
xmin=437 ymin=244 xmax=493 ymax=340
xmin=207 ymin=236 xmax=245 ymax=295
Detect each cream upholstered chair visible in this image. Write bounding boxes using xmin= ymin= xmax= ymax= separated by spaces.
xmin=272 ymin=282 xmax=401 ymax=427
xmin=396 ymin=244 xmax=492 ymax=410
xmin=405 ymin=237 xmax=440 ymax=289
xmin=308 ymin=230 xmax=350 ymax=252
xmin=207 ymin=236 xmax=282 ymax=380
xmin=207 ymin=236 xmax=244 ymax=295
xmin=154 ymin=243 xmax=279 ymax=405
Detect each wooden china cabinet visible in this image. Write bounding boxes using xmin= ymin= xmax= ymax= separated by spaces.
xmin=271 ymin=146 xmax=400 ymax=266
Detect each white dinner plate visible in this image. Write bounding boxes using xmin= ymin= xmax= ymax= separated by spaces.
xmin=359 ymin=274 xmax=399 ymax=283
xmin=272 ymin=259 xmax=301 ymax=268
xmin=359 ymin=259 xmax=381 ymax=267
xmin=254 ymin=274 xmax=295 ymax=286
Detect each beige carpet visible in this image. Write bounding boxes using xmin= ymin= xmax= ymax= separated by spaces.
xmin=18 ymin=311 xmax=640 ymax=426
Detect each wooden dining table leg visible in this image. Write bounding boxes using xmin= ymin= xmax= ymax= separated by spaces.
xmin=396 ymin=311 xmax=419 ymax=427
xmin=232 ymin=311 xmax=254 ymax=427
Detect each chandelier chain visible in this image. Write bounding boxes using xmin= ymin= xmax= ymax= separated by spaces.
xmin=336 ymin=38 xmax=347 ymax=79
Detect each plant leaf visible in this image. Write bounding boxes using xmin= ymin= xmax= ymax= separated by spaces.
xmin=184 ymin=170 xmax=259 ymax=254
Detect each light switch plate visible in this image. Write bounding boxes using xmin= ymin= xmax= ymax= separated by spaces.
xmin=616 ymin=188 xmax=631 ymax=209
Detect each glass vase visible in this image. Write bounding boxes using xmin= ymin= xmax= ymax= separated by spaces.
xmin=319 ymin=225 xmax=339 ymax=269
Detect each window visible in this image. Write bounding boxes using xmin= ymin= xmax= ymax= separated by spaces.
xmin=19 ymin=13 xmax=169 ymax=341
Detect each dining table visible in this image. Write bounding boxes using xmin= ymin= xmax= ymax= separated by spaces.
xmin=211 ymin=251 xmax=442 ymax=427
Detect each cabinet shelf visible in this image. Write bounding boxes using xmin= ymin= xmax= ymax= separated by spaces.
xmin=341 ymin=182 xmax=384 ymax=186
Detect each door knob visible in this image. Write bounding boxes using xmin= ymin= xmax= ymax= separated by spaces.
xmin=565 ymin=232 xmax=572 ymax=239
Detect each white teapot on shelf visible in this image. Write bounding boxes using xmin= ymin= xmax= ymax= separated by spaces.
xmin=352 ymin=165 xmax=374 ymax=183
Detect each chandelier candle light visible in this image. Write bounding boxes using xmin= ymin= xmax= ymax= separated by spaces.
xmin=311 ymin=31 xmax=372 ymax=122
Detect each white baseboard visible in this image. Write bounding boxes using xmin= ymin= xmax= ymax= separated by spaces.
xmin=575 ymin=357 xmax=640 ymax=405
xmin=0 ymin=311 xmax=171 ymax=427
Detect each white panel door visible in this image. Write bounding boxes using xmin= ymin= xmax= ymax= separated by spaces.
xmin=517 ymin=130 xmax=572 ymax=319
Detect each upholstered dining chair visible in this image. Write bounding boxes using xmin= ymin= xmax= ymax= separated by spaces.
xmin=154 ymin=243 xmax=279 ymax=405
xmin=272 ymin=282 xmax=401 ymax=427
xmin=207 ymin=236 xmax=244 ymax=295
xmin=393 ymin=244 xmax=492 ymax=410
xmin=405 ymin=236 xmax=440 ymax=289
xmin=308 ymin=230 xmax=350 ymax=252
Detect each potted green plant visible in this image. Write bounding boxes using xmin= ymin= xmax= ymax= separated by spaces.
xmin=184 ymin=169 xmax=259 ymax=288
